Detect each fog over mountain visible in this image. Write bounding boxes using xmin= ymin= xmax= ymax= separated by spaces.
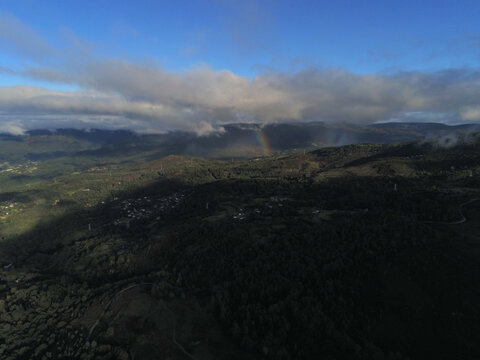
xmin=2 ymin=122 xmax=479 ymax=161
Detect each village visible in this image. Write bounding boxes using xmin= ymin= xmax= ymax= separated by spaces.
xmin=113 ymin=191 xmax=186 ymax=227
xmin=0 ymin=200 xmax=24 ymax=220
xmin=0 ymin=161 xmax=38 ymax=175
xmin=229 ymin=194 xmax=340 ymax=223
xmin=232 ymin=195 xmax=289 ymax=221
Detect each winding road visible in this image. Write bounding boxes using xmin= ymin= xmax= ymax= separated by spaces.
xmin=445 ymin=198 xmax=480 ymax=225
xmin=422 ymin=197 xmax=480 ymax=225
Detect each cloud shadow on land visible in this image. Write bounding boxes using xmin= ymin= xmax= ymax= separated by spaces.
xmin=1 ymin=168 xmax=480 ymax=359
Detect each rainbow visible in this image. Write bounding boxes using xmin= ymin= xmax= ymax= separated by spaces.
xmin=254 ymin=128 xmax=272 ymax=156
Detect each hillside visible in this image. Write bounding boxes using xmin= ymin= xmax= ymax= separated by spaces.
xmin=0 ymin=138 xmax=480 ymax=359
xmin=1 ymin=122 xmax=479 ymax=164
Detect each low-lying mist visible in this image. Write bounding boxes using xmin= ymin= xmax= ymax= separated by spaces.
xmin=2 ymin=122 xmax=480 ymax=162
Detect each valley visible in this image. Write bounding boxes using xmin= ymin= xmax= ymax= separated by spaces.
xmin=0 ymin=131 xmax=480 ymax=359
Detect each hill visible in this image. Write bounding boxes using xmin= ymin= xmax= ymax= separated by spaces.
xmin=1 ymin=122 xmax=479 ymax=163
xmin=0 ymin=137 xmax=480 ymax=359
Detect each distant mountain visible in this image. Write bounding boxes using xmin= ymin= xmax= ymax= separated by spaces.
xmin=159 ymin=121 xmax=480 ymax=157
xmin=1 ymin=122 xmax=479 ymax=162
xmin=27 ymin=128 xmax=140 ymax=144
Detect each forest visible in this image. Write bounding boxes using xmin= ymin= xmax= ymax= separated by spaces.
xmin=0 ymin=137 xmax=480 ymax=359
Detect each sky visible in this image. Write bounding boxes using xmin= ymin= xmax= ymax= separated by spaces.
xmin=1 ymin=0 xmax=480 ymax=134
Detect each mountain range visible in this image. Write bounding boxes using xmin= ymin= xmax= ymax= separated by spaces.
xmin=1 ymin=122 xmax=480 ymax=162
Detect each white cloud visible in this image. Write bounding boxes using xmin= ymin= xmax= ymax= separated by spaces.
xmin=460 ymin=106 xmax=480 ymax=122
xmin=0 ymin=12 xmax=55 ymax=60
xmin=2 ymin=14 xmax=480 ymax=134
xmin=0 ymin=121 xmax=25 ymax=135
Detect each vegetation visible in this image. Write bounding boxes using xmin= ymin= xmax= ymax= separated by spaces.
xmin=0 ymin=132 xmax=480 ymax=359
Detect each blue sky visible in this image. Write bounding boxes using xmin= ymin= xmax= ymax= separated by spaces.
xmin=1 ymin=0 xmax=480 ymax=133
xmin=2 ymin=0 xmax=479 ymax=78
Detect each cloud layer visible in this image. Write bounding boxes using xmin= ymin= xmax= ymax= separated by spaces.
xmin=2 ymin=13 xmax=480 ymax=135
